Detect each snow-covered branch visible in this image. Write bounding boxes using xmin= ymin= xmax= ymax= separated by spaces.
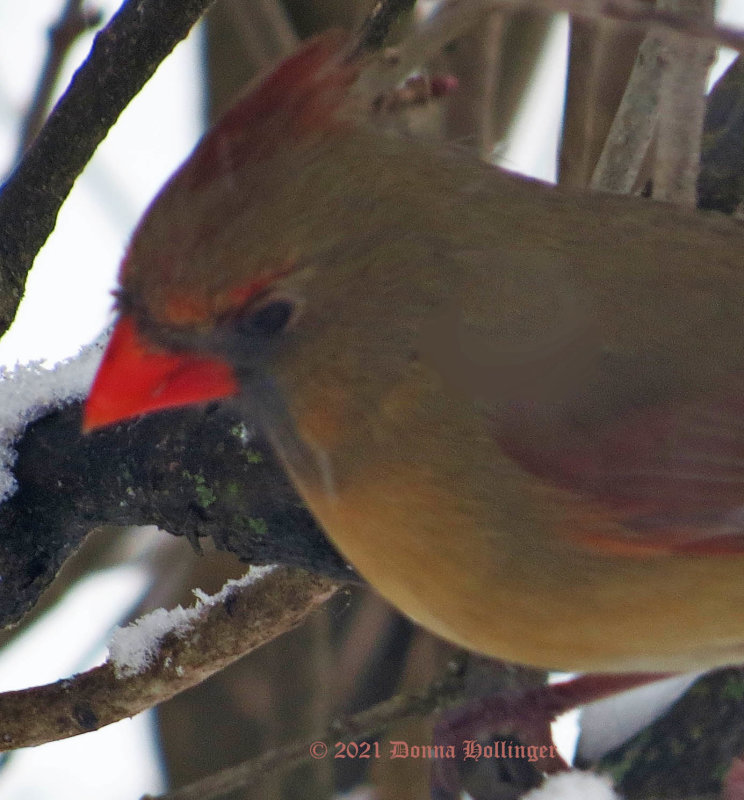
xmin=0 ymin=348 xmax=353 ymax=630
xmin=0 ymin=566 xmax=336 ymax=750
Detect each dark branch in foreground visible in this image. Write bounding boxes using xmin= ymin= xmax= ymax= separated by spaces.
xmin=0 ymin=0 xmax=216 ymax=337
xmin=0 ymin=401 xmax=355 ymax=629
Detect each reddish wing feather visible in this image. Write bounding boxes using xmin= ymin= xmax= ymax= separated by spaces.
xmin=499 ymin=387 xmax=744 ymax=554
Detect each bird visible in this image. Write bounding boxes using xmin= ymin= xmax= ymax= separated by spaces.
xmin=84 ymin=30 xmax=744 ymax=673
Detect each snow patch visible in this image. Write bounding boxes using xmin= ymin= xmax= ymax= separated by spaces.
xmin=520 ymin=771 xmax=620 ymax=800
xmin=0 ymin=334 xmax=107 ymax=502
xmin=109 ymin=565 xmax=276 ymax=677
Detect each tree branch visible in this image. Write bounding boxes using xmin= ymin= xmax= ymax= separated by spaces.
xmin=652 ymin=0 xmax=715 ymax=206
xmin=147 ymin=659 xmax=469 ymax=800
xmin=0 ymin=0 xmax=216 ymax=338
xmin=350 ymin=0 xmax=417 ymax=59
xmin=0 ymin=400 xmax=354 ymax=630
xmin=358 ymin=0 xmax=744 ymax=101
xmin=590 ymin=30 xmax=666 ymax=194
xmin=0 ymin=567 xmax=336 ymax=751
xmin=524 ymin=0 xmax=744 ymax=49
xmin=16 ymin=0 xmax=103 ymax=158
xmin=698 ymin=57 xmax=744 ymax=213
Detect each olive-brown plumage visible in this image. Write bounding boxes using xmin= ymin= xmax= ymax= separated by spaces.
xmin=87 ymin=33 xmax=744 ymax=671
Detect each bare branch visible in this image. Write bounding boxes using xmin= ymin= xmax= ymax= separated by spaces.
xmin=697 ymin=56 xmax=744 ymax=213
xmin=0 ymin=567 xmax=336 ymax=751
xmin=441 ymin=12 xmax=506 ymax=159
xmin=560 ymin=17 xmax=643 ymax=188
xmin=147 ymin=660 xmax=469 ymax=800
xmin=366 ymin=0 xmax=744 ymax=93
xmin=653 ymin=0 xmax=716 ymax=205
xmin=16 ymin=0 xmax=103 ymax=158
xmin=530 ymin=0 xmax=743 ymax=49
xmin=0 ymin=0 xmax=216 ymax=338
xmin=351 ymin=0 xmax=418 ymax=58
xmin=591 ymin=30 xmax=665 ymax=193
xmin=591 ymin=0 xmax=716 ymax=202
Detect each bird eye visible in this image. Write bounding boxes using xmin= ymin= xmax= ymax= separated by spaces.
xmin=237 ymin=298 xmax=297 ymax=338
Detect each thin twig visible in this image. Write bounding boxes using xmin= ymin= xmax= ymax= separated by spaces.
xmin=0 ymin=568 xmax=336 ymax=751
xmin=359 ymin=0 xmax=744 ymax=95
xmin=146 ymin=662 xmax=469 ymax=800
xmin=535 ymin=0 xmax=744 ymax=49
xmin=16 ymin=0 xmax=103 ymax=159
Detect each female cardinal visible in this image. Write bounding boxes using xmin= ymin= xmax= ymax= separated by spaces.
xmin=85 ymin=31 xmax=744 ymax=673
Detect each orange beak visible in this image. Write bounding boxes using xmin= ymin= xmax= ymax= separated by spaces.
xmin=83 ymin=315 xmax=239 ymax=432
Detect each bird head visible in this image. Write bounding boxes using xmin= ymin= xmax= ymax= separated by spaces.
xmin=84 ymin=31 xmax=363 ymax=434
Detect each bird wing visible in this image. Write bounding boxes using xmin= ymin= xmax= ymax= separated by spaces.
xmin=420 ymin=248 xmax=744 ymax=556
xmin=496 ymin=385 xmax=744 ymax=555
